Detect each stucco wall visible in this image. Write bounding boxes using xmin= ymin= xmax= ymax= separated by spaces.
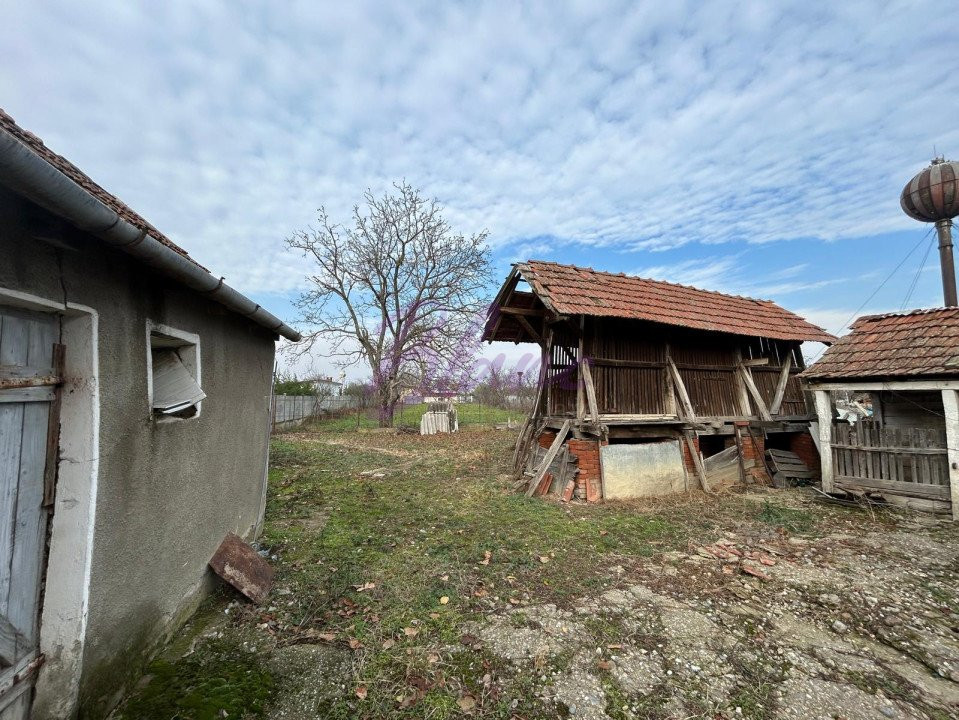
xmin=0 ymin=188 xmax=277 ymax=718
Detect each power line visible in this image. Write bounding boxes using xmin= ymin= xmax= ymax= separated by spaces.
xmin=806 ymin=227 xmax=935 ymax=365
xmin=900 ymin=233 xmax=935 ymax=310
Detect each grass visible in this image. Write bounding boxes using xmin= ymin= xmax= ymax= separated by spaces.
xmin=115 ymin=426 xmax=865 ymax=719
xmin=293 ymin=402 xmax=518 ymax=433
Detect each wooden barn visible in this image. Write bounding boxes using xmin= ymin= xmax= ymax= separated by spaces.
xmin=802 ymin=308 xmax=959 ymax=519
xmin=483 ymin=261 xmax=835 ymax=500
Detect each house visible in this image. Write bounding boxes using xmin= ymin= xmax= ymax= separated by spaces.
xmin=483 ymin=261 xmax=833 ymax=500
xmin=0 ymin=109 xmax=300 ymax=719
xmin=801 ymin=308 xmax=959 ymax=519
xmin=311 ymin=375 xmax=343 ymax=397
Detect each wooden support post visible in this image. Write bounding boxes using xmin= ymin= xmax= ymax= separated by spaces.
xmin=769 ymin=355 xmax=793 ymax=416
xmin=667 ymin=357 xmax=696 ymax=421
xmin=576 ymin=316 xmax=585 ymax=424
xmin=526 ymin=420 xmax=571 ymax=497
xmin=682 ymin=430 xmax=710 ymax=492
xmin=580 ymin=359 xmax=599 ymax=421
xmin=941 ymin=389 xmax=959 ymax=521
xmin=738 ymin=364 xmax=771 ymax=421
xmin=42 ymin=343 xmax=65 ymax=507
xmin=814 ymin=390 xmax=834 ymax=493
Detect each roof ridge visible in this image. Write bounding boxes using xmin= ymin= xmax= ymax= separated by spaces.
xmin=526 ymin=258 xmax=779 ymax=306
xmin=856 ymin=306 xmax=958 ymax=324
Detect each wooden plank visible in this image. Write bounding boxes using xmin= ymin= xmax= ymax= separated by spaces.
xmin=526 ymin=420 xmax=571 ymax=497
xmin=683 ymin=430 xmax=710 ymax=492
xmin=667 ymin=357 xmax=696 ymax=421
xmin=43 ymin=344 xmax=64 ymax=506
xmin=0 ymin=388 xmax=54 ymax=403
xmin=769 ymin=355 xmax=793 ymax=415
xmin=834 ymin=476 xmax=951 ymax=500
xmin=738 ymin=365 xmax=771 ymax=421
xmin=0 ymin=615 xmax=20 ymax=668
xmin=6 ymin=401 xmax=49 ymax=648
xmin=0 ymin=404 xmax=24 ymax=619
xmin=580 ymin=361 xmax=599 ymax=421
xmin=498 ymin=306 xmax=546 ymax=317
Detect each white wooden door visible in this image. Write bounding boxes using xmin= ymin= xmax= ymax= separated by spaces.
xmin=0 ymin=307 xmax=60 ymax=720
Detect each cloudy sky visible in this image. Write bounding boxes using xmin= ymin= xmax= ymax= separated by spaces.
xmin=3 ymin=1 xmax=958 ymax=378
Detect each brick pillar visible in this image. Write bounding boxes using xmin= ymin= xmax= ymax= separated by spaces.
xmin=789 ymin=431 xmax=821 ymax=477
xmin=568 ymin=438 xmax=604 ymax=501
xmin=681 ymin=434 xmax=700 ymax=478
xmin=735 ymin=422 xmax=769 ymax=484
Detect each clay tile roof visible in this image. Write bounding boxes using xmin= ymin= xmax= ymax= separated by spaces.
xmin=801 ymin=307 xmax=959 ymax=380
xmin=0 ymin=107 xmax=202 ymax=268
xmin=514 ymin=260 xmax=835 ymax=343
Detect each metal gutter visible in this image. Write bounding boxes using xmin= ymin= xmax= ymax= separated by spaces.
xmin=0 ymin=129 xmax=301 ymax=341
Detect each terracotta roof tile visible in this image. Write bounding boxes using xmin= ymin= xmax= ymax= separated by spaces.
xmin=512 ymin=260 xmax=834 ymax=343
xmin=0 ymin=107 xmax=202 ymax=268
xmin=801 ymin=307 xmax=959 ymax=380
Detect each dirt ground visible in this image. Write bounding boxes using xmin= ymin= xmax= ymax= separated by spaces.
xmin=116 ymin=427 xmax=959 ymax=720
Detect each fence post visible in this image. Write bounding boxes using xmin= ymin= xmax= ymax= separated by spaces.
xmin=941 ymin=389 xmax=959 ymax=521
xmin=814 ymin=390 xmax=834 ymax=493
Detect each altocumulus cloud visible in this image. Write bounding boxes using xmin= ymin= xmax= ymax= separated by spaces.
xmin=1 ymin=0 xmax=957 ymax=294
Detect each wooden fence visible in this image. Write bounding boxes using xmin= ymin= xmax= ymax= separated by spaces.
xmin=831 ymin=421 xmax=950 ymax=501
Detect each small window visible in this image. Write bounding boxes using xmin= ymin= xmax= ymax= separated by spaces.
xmin=148 ymin=325 xmax=204 ymax=419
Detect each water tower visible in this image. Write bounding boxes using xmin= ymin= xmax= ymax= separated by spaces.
xmin=901 ymin=158 xmax=959 ymax=306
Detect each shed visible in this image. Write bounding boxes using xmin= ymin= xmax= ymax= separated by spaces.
xmin=802 ymin=307 xmax=959 ymax=519
xmin=484 ymin=261 xmax=834 ymax=500
xmin=0 ymin=109 xmax=299 ymax=719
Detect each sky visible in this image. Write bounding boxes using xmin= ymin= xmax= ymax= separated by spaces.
xmin=3 ymin=1 xmax=958 ymax=380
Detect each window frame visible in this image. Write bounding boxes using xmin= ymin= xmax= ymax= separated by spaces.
xmin=146 ymin=321 xmax=202 ymax=422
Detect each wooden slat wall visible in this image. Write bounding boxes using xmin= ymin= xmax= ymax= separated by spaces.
xmin=831 ymin=420 xmax=950 ymax=500
xmin=546 ymin=326 xmax=578 ymax=415
xmin=589 ymin=317 xmax=666 ymax=415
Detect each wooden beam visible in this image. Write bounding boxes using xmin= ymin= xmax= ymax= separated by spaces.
xmin=576 ymin=316 xmax=585 ymax=424
xmin=942 ymin=389 xmax=959 ymax=521
xmin=742 ymin=358 xmax=770 ymax=367
xmin=738 ymin=365 xmax=772 ymax=421
xmin=499 ymin=306 xmax=546 ymax=317
xmin=515 ymin=314 xmax=542 ymax=342
xmin=805 ymin=380 xmax=959 ymax=391
xmin=769 ymin=354 xmax=793 ymax=415
xmin=682 ymin=430 xmax=710 ymax=492
xmin=580 ymin=360 xmax=599 ymax=421
xmin=814 ymin=390 xmax=834 ymax=493
xmin=526 ymin=420 xmax=571 ymax=496
xmin=667 ymin=357 xmax=696 ymax=421
xmin=43 ymin=343 xmax=65 ymax=506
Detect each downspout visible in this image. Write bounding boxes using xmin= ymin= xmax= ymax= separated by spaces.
xmin=0 ymin=130 xmax=301 ymax=341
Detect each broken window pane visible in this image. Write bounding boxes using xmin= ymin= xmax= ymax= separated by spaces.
xmin=151 ymin=348 xmax=205 ymax=414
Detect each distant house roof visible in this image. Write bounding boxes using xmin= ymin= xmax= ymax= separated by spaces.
xmin=802 ymin=307 xmax=959 ymax=381
xmin=484 ymin=260 xmax=834 ymax=343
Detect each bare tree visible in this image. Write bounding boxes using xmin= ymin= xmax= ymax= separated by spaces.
xmin=287 ymin=182 xmax=492 ymax=427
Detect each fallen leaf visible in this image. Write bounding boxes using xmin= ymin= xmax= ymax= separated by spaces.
xmin=429 ymin=612 xmax=440 ymax=619
xmin=599 ymin=530 xmax=609 ymax=536
xmin=348 ymin=637 xmax=364 ymax=649
xmin=439 ymin=596 xmax=450 ymax=605
xmin=473 ymin=588 xmax=488 ymax=597
xmin=538 ymin=555 xmax=550 ymax=564
xmin=355 ymin=686 xmax=367 ymax=700
xmin=427 ymin=652 xmax=440 ymax=663
xmin=597 ymin=660 xmax=612 ymax=671
xmin=403 ymin=627 xmax=419 ymax=637
xmin=457 ymin=695 xmax=477 ymax=711
xmin=606 ymin=643 xmax=623 ymax=650
xmin=479 ymin=550 xmax=492 ymax=566
xmin=382 ymin=638 xmax=395 ymax=650
xmin=353 ymin=582 xmax=376 ymax=592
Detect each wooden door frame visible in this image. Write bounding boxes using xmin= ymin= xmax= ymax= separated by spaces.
xmin=0 ymin=288 xmax=100 ymax=719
